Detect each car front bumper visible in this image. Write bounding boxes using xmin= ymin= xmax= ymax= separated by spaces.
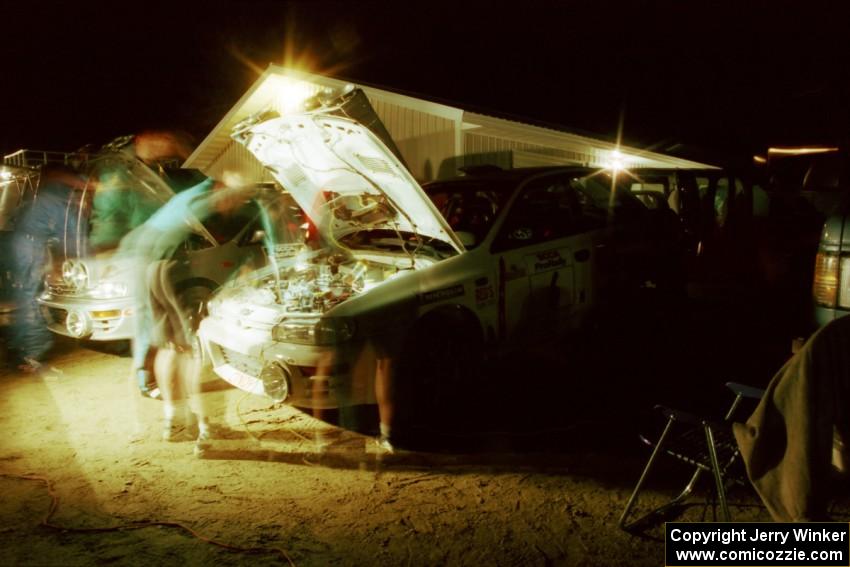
xmin=199 ymin=315 xmax=374 ymax=410
xmin=38 ymin=294 xmax=135 ymax=340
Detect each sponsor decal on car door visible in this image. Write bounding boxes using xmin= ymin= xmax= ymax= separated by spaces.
xmin=500 ymin=242 xmax=579 ymax=341
xmin=494 ymin=174 xmax=594 ymax=342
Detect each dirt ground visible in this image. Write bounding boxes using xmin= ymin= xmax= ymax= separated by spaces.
xmin=0 ymin=321 xmax=782 ymax=567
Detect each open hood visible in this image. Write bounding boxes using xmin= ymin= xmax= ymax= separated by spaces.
xmin=231 ymin=91 xmax=464 ymax=253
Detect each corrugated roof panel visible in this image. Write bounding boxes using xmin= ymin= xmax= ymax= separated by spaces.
xmin=205 ymin=141 xmax=267 ymax=184
xmin=361 ymin=95 xmax=457 ymax=181
xmin=463 ymin=132 xmax=596 ymax=168
xmin=186 ymin=66 xmax=717 ymax=179
xmin=462 ymin=111 xmax=716 ymax=169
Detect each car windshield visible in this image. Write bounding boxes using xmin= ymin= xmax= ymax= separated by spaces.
xmin=426 ymin=180 xmax=514 ymax=248
xmin=80 ymin=154 xmax=179 ymax=253
xmin=70 ymin=151 xmax=218 ymax=256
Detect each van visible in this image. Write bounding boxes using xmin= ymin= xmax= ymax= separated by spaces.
xmin=762 ymin=147 xmax=849 ymax=330
xmin=813 ymin=194 xmax=850 ymax=326
xmin=756 ymin=148 xmax=847 ymax=328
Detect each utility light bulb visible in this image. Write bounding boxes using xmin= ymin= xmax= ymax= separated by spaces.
xmin=608 ymin=150 xmax=625 ymax=171
xmin=275 ymin=79 xmax=317 ymax=114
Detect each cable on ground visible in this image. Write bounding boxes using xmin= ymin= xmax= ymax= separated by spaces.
xmin=0 ymin=472 xmax=295 ymax=566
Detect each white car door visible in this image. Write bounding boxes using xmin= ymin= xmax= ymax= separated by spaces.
xmin=491 ymin=174 xmax=592 ymax=343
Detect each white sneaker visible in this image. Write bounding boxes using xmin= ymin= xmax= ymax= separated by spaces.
xmin=375 ymin=435 xmax=395 ymax=454
xmin=194 ymin=430 xmax=212 ymax=457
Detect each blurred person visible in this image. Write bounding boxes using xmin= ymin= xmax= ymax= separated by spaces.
xmin=312 ymin=339 xmax=396 ymax=454
xmin=89 ymin=131 xmax=192 ymax=251
xmin=133 ymin=130 xmax=193 ymax=166
xmin=374 ymin=356 xmax=395 ymax=452
xmin=118 ymin=169 xmax=256 ymax=452
xmin=147 ymin=259 xmax=204 ymax=445
xmin=89 ymin=131 xmax=194 ymax=398
xmin=11 ymin=163 xmax=88 ymax=373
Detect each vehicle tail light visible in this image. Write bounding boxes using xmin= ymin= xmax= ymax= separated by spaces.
xmin=839 ymin=256 xmax=850 ymax=309
xmin=815 ymin=253 xmax=850 ymax=309
xmin=813 ymin=252 xmax=839 ymax=307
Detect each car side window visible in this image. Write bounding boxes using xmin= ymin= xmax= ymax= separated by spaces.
xmin=493 ymin=176 xmax=578 ymax=251
xmin=571 ymin=174 xmax=644 ymax=228
xmin=433 ymin=190 xmax=501 ymax=248
xmin=714 ymin=177 xmax=730 ymax=228
xmin=630 ymin=178 xmax=669 ymax=210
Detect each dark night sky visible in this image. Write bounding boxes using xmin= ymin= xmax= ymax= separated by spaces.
xmin=3 ymin=1 xmax=850 ymax=164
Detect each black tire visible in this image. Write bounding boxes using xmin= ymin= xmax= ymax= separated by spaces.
xmin=394 ymin=306 xmax=484 ymax=439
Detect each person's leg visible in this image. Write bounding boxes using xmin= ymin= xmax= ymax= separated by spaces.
xmin=308 ymin=351 xmax=336 ymax=451
xmin=130 ymin=267 xmax=158 ymax=397
xmin=11 ymin=236 xmax=52 ymax=370
xmin=154 ymin=346 xmax=189 ymax=440
xmin=374 ymin=356 xmax=395 ymax=451
xmin=180 ymin=351 xmax=204 ymax=422
xmin=154 ymin=260 xmax=209 ymax=453
xmin=179 ymin=349 xmax=211 ymax=455
xmin=147 ymin=261 xmax=191 ymax=440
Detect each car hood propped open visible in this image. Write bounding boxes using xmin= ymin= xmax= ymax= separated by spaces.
xmin=231 ymin=89 xmax=464 ymax=253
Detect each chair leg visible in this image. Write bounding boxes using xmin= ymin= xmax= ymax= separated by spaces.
xmin=672 ymin=468 xmax=704 ymax=506
xmin=619 ymin=417 xmax=675 ymax=528
xmin=617 ymin=417 xmax=702 ymax=530
xmin=704 ymin=424 xmax=730 ymax=521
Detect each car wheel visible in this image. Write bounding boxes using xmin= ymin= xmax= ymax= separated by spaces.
xmin=394 ymin=306 xmax=484 ymax=439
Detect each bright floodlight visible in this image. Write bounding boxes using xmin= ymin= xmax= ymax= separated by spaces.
xmin=274 ymin=78 xmax=318 ymax=114
xmin=0 ymin=170 xmax=11 ymax=180
xmin=607 ymin=149 xmax=625 ymax=171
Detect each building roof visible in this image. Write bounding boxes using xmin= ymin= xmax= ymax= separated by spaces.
xmin=185 ymin=65 xmax=718 ymax=173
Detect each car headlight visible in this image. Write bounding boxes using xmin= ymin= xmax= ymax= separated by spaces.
xmin=62 ymin=260 xmax=89 ymax=292
xmin=272 ymin=317 xmax=355 ymax=345
xmin=88 ymin=281 xmax=128 ymax=299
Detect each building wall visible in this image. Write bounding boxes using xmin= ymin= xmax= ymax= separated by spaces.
xmin=432 ymin=132 xmax=602 ymax=176
xmin=204 ymin=141 xmax=270 ymax=184
xmin=463 ymin=132 xmax=596 ymax=167
xmin=368 ymin=97 xmax=457 ymax=183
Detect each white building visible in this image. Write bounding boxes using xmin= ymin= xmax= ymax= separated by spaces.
xmin=185 ymin=65 xmax=716 ymax=181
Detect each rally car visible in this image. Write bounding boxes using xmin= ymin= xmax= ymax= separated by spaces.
xmin=37 ymin=150 xmax=267 ymax=341
xmin=198 ymin=89 xmax=680 ymax=416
